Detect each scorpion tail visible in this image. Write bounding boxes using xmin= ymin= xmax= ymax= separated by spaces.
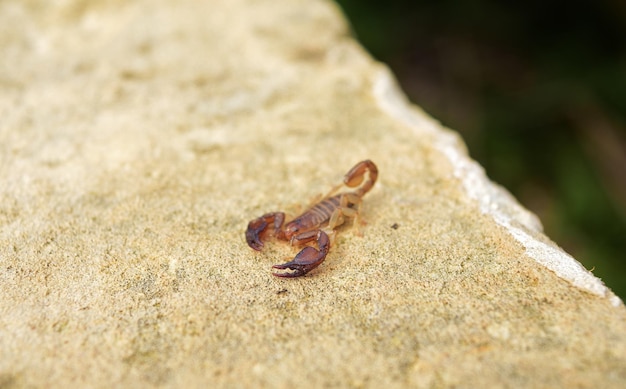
xmin=343 ymin=160 xmax=378 ymax=197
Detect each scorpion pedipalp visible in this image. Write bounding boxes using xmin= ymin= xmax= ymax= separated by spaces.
xmin=271 ymin=230 xmax=330 ymax=278
xmin=245 ymin=219 xmax=267 ymax=251
xmin=245 ymin=212 xmax=286 ymax=251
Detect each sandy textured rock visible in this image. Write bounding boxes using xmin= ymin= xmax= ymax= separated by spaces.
xmin=1 ymin=0 xmax=625 ymax=387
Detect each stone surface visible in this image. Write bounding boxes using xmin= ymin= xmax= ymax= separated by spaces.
xmin=1 ymin=0 xmax=625 ymax=388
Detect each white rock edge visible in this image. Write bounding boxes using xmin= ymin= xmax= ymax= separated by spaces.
xmin=373 ymin=67 xmax=623 ymax=307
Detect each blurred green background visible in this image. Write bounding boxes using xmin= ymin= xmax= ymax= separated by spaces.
xmin=335 ymin=0 xmax=626 ymax=298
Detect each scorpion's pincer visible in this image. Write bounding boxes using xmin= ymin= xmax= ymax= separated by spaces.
xmin=245 ymin=218 xmax=267 ymax=251
xmin=271 ymin=230 xmax=330 ymax=278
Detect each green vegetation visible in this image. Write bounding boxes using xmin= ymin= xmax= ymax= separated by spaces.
xmin=336 ymin=0 xmax=626 ymax=298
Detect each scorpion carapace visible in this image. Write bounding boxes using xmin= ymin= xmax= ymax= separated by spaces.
xmin=245 ymin=160 xmax=378 ymax=278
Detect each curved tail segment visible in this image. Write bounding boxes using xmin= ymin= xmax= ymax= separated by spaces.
xmin=343 ymin=160 xmax=378 ymax=197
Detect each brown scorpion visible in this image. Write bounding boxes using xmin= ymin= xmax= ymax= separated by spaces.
xmin=245 ymin=160 xmax=378 ymax=278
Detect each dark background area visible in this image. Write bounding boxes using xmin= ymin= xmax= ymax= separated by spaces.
xmin=334 ymin=0 xmax=626 ymax=298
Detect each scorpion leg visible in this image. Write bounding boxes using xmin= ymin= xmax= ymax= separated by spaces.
xmin=327 ymin=192 xmax=362 ymax=235
xmin=329 ymin=193 xmax=361 ymax=228
xmin=245 ymin=212 xmax=285 ymax=251
xmin=272 ymin=230 xmax=330 ymax=278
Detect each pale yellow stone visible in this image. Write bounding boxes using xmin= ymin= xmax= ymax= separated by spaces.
xmin=1 ymin=0 xmax=625 ymax=388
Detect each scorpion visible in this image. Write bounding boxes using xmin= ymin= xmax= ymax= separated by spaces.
xmin=245 ymin=160 xmax=378 ymax=278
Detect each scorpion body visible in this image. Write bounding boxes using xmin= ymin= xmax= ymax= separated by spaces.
xmin=245 ymin=160 xmax=378 ymax=277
